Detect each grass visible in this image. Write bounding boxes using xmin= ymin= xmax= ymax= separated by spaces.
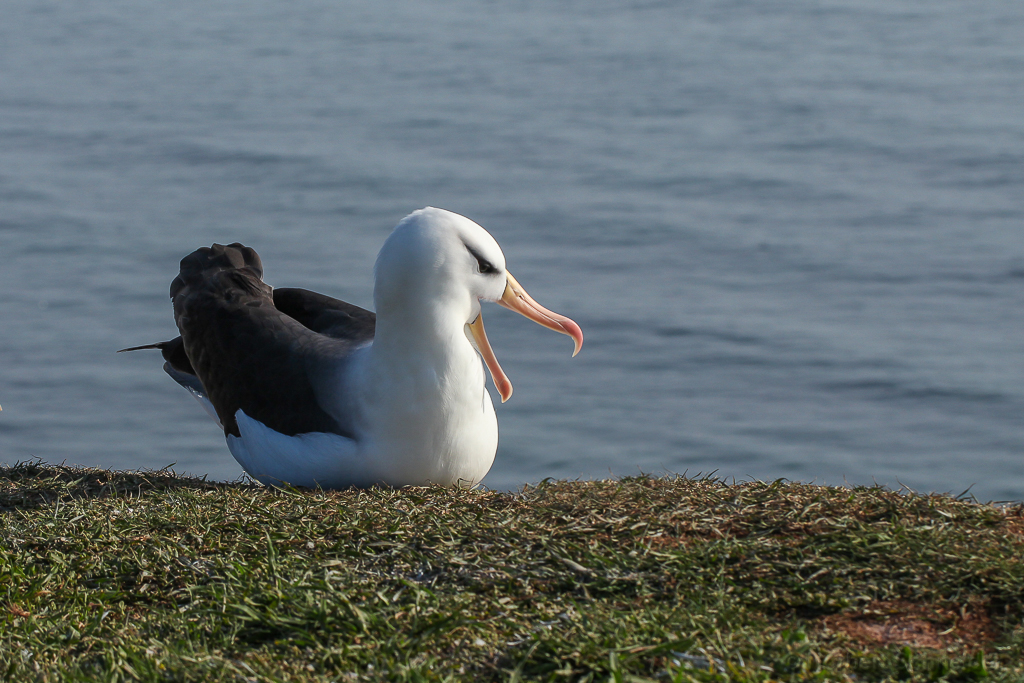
xmin=2 ymin=461 xmax=1023 ymax=682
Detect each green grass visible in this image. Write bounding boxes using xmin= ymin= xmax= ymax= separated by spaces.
xmin=2 ymin=461 xmax=1023 ymax=682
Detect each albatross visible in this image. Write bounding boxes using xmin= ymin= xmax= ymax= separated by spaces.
xmin=123 ymin=207 xmax=583 ymax=489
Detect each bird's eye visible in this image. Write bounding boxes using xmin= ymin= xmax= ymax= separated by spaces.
xmin=467 ymin=246 xmax=499 ymax=275
xmin=477 ymin=256 xmax=499 ymax=275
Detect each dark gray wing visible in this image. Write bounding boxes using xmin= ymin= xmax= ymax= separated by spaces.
xmin=272 ymin=287 xmax=376 ymax=341
xmin=165 ymin=243 xmax=374 ymax=438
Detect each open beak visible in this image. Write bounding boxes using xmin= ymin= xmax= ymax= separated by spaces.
xmin=468 ymin=271 xmax=584 ymax=403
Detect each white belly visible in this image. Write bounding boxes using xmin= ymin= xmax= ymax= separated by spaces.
xmin=224 ymin=386 xmax=497 ymax=489
xmin=226 ymin=410 xmax=371 ymax=488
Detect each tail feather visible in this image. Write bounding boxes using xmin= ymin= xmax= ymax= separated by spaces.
xmin=117 ymin=342 xmax=168 ymax=353
xmin=117 ymin=337 xmax=195 ymax=376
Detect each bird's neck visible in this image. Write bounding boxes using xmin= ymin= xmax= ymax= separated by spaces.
xmin=350 ymin=296 xmax=496 ymax=485
xmin=370 ymin=299 xmax=477 ymax=381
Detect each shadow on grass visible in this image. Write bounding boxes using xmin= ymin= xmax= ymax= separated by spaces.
xmin=0 ymin=460 xmax=256 ymax=511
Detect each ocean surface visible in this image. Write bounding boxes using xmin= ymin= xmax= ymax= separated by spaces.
xmin=1 ymin=0 xmax=1022 ymax=500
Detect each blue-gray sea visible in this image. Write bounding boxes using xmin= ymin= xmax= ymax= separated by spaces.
xmin=1 ymin=0 xmax=1022 ymax=500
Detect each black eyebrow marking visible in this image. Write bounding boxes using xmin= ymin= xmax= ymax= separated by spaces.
xmin=466 ymin=244 xmax=499 ymax=275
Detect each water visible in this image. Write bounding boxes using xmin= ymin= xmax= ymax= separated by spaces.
xmin=1 ymin=0 xmax=1022 ymax=500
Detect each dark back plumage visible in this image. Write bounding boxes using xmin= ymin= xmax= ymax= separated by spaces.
xmin=164 ymin=243 xmax=375 ymax=438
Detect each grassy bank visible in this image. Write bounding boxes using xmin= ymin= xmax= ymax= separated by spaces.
xmin=1 ymin=462 xmax=1023 ymax=682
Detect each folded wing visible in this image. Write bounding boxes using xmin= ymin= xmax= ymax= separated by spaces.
xmin=155 ymin=243 xmax=375 ymax=439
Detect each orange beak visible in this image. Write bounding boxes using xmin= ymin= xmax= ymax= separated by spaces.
xmin=468 ymin=271 xmax=583 ymax=403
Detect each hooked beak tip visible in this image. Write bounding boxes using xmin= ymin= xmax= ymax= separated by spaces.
xmin=563 ymin=320 xmax=584 ymax=357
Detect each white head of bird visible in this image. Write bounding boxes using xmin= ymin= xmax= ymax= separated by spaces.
xmin=373 ymin=207 xmax=508 ymax=328
xmin=371 ymin=207 xmax=582 ymax=403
